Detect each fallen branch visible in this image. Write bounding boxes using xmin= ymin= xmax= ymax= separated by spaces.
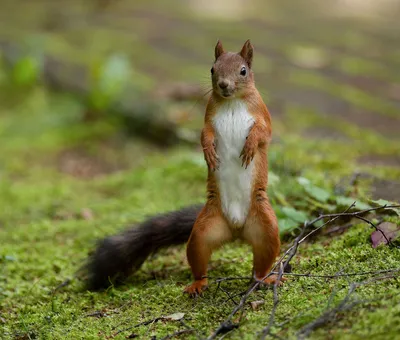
xmin=271 ymin=267 xmax=400 ymax=279
xmin=296 ymin=273 xmax=399 ymax=339
xmin=259 ymin=263 xmax=285 ymax=339
xmin=207 ymin=203 xmax=399 ymax=339
xmin=206 ymin=267 xmax=400 ymax=287
xmin=112 ymin=316 xmax=165 ymax=337
xmin=207 ymin=215 xmax=310 ymax=340
xmin=51 ymin=278 xmax=72 ymax=294
xmin=298 ymin=204 xmax=400 ymax=248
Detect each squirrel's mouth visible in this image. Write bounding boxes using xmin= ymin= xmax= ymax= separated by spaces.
xmin=220 ymin=90 xmax=234 ymax=98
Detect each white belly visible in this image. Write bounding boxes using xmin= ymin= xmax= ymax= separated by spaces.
xmin=212 ymin=99 xmax=255 ymax=227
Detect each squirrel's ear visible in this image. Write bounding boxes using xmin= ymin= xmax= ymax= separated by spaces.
xmin=215 ymin=40 xmax=225 ymax=60
xmin=240 ymin=39 xmax=253 ymax=68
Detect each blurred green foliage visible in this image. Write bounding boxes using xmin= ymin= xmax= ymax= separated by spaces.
xmin=1 ymin=0 xmax=400 ymax=338
xmin=89 ymin=54 xmax=132 ymax=111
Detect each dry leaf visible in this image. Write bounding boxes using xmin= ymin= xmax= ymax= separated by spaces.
xmin=249 ymin=300 xmax=264 ymax=311
xmin=164 ymin=312 xmax=185 ymax=321
xmin=371 ymin=222 xmax=400 ymax=248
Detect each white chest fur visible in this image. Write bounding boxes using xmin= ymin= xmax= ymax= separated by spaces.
xmin=212 ymin=99 xmax=255 ymax=227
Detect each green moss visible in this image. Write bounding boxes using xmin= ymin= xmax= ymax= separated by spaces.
xmin=1 ymin=1 xmax=400 ymax=338
xmin=1 ymin=86 xmax=399 ymax=338
xmin=2 ymin=205 xmax=399 ymax=339
xmin=288 ymin=70 xmax=400 ymax=118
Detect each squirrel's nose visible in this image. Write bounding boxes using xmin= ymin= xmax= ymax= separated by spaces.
xmin=218 ymin=80 xmax=229 ymax=89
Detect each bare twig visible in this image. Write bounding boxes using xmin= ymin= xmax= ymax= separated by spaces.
xmin=206 ymin=281 xmax=257 ymax=340
xmin=160 ymin=329 xmax=195 ymax=340
xmin=213 ymin=276 xmax=252 ymax=283
xmin=259 ymin=263 xmax=285 ymax=339
xmin=297 ymin=273 xmax=399 ymax=339
xmin=298 ymin=202 xmax=356 ymax=244
xmin=353 ymin=214 xmax=399 ymax=247
xmin=207 ymin=215 xmax=310 ymax=340
xmin=271 ymin=268 xmax=400 ymax=279
xmin=207 ymin=204 xmax=335 ymax=339
xmin=51 ymin=278 xmax=72 ymax=294
xmin=113 ymin=317 xmax=164 ymax=337
xmin=299 ymin=204 xmax=400 ymax=247
xmin=206 ymin=203 xmax=399 ymax=339
xmin=219 ymin=285 xmax=241 ymax=306
xmin=85 ymin=311 xmax=106 ymax=318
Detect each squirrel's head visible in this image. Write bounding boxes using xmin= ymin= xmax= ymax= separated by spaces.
xmin=211 ymin=40 xmax=254 ymax=99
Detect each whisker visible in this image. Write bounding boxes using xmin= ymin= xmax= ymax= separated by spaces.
xmin=201 ymin=88 xmax=213 ymax=98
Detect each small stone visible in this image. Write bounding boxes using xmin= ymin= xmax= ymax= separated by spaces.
xmin=249 ymin=300 xmax=265 ymax=311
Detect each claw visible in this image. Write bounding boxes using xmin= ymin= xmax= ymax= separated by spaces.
xmin=184 ymin=279 xmax=208 ymax=298
xmin=260 ymin=275 xmax=287 ymax=286
xmin=204 ymin=144 xmax=220 ymax=171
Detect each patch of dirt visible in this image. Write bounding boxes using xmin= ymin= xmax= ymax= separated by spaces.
xmin=302 ymin=126 xmax=350 ymax=141
xmin=154 ymin=82 xmax=207 ymax=102
xmin=276 ymin=87 xmax=400 ymax=138
xmin=339 ymin=74 xmax=392 ymax=98
xmin=355 ymin=173 xmax=400 ymax=202
xmin=56 ymin=136 xmax=160 ymax=179
xmin=57 ymin=148 xmax=124 ymax=179
xmin=369 ymin=178 xmax=400 ymax=202
xmin=358 ymin=154 xmax=400 ymax=168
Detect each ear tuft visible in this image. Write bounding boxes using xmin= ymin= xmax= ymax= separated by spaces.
xmin=215 ymin=40 xmax=225 ymax=60
xmin=239 ymin=39 xmax=253 ymax=68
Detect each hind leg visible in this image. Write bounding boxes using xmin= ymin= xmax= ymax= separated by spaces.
xmin=185 ymin=205 xmax=232 ymax=296
xmin=242 ymin=199 xmax=284 ymax=285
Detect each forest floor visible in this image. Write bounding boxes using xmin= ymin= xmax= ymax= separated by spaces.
xmin=1 ymin=1 xmax=400 ymax=339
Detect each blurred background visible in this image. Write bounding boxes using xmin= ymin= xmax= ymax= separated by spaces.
xmin=2 ymin=2 xmax=400 ymax=337
xmin=1 ymin=0 xmax=400 ymax=218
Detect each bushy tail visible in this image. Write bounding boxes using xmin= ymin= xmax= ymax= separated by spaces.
xmin=84 ymin=205 xmax=202 ymax=290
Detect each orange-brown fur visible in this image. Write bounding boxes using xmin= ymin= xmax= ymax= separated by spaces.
xmin=184 ymin=40 xmax=283 ymax=296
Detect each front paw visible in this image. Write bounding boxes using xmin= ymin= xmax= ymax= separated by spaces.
xmin=203 ymin=143 xmax=220 ymax=171
xmin=240 ymin=137 xmax=257 ymax=168
xmin=261 ymin=274 xmax=287 ymax=286
xmin=184 ymin=279 xmax=208 ymax=297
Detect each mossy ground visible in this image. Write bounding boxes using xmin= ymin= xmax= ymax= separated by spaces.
xmin=1 ymin=1 xmax=400 ymax=339
xmin=1 ymin=86 xmax=399 ymax=340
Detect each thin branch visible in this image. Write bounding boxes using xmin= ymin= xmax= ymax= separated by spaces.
xmin=271 ymin=268 xmax=400 ymax=279
xmin=206 ymin=281 xmax=257 ymax=340
xmin=207 ymin=216 xmax=310 ymax=340
xmin=296 ymin=273 xmax=399 ymax=339
xmin=219 ymin=285 xmax=240 ymax=306
xmin=298 ymin=202 xmax=356 ymax=244
xmin=113 ymin=317 xmax=164 ymax=337
xmin=213 ymin=276 xmax=252 ymax=283
xmin=259 ymin=263 xmax=285 ymax=339
xmin=160 ymin=329 xmax=195 ymax=340
xmin=206 ymin=203 xmax=399 ymax=339
xmin=353 ymin=214 xmax=399 ymax=248
xmin=51 ymin=278 xmax=72 ymax=294
xmin=299 ymin=204 xmax=400 ymax=247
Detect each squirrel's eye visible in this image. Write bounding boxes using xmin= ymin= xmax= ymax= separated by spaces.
xmin=211 ymin=67 xmax=214 ymax=75
xmin=240 ymin=67 xmax=247 ymax=76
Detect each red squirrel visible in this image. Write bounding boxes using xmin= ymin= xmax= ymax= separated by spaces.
xmin=84 ymin=40 xmax=282 ymax=294
xmin=184 ymin=40 xmax=281 ymax=295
